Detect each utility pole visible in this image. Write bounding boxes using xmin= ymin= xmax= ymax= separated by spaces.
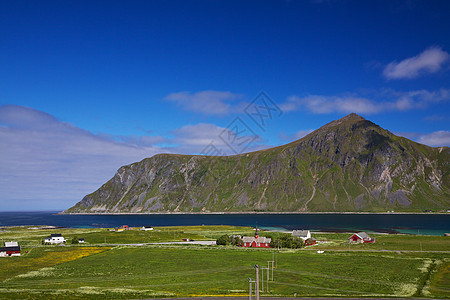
xmin=261 ymin=267 xmax=264 ymax=292
xmin=275 ymin=249 xmax=278 ymax=267
xmin=248 ymin=278 xmax=255 ymax=300
xmin=269 ymin=253 xmax=275 ymax=280
xmin=261 ymin=266 xmax=270 ymax=292
xmin=255 ymin=265 xmax=260 ymax=300
xmin=268 ymin=260 xmax=274 ymax=281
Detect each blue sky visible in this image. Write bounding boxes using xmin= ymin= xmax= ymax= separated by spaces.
xmin=0 ymin=0 xmax=449 ymax=211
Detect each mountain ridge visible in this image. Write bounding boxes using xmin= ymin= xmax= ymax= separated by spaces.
xmin=65 ymin=113 xmax=449 ymax=213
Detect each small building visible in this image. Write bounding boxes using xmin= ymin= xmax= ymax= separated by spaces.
xmin=0 ymin=241 xmax=21 ymax=257
xmin=44 ymin=234 xmax=66 ymax=244
xmin=78 ymin=238 xmax=85 ymax=243
xmin=242 ymin=227 xmax=271 ymax=248
xmin=0 ymin=246 xmax=21 ymax=257
xmin=140 ymin=226 xmax=154 ymax=231
xmin=292 ymin=230 xmax=311 ymax=241
xmin=5 ymin=241 xmax=18 ymax=247
xmin=116 ymin=225 xmax=129 ymax=232
xmin=349 ymin=232 xmax=375 ymax=244
xmin=305 ymin=237 xmax=317 ymax=246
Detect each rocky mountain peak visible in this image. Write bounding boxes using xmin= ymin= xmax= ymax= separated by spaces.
xmin=65 ymin=114 xmax=449 ymax=214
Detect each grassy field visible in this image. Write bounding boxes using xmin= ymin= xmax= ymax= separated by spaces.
xmin=0 ymin=226 xmax=449 ymax=299
xmin=0 ymin=225 xmax=254 ymax=246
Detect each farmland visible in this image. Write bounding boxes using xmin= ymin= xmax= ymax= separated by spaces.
xmin=0 ymin=226 xmax=449 ymax=299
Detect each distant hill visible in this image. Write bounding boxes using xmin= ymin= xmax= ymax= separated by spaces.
xmin=65 ymin=113 xmax=449 ymax=213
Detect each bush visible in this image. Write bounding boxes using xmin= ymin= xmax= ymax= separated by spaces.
xmin=216 ymin=234 xmax=229 ymax=245
xmin=71 ymin=236 xmax=79 ymax=244
xmin=270 ymin=234 xmax=302 ymax=249
xmin=230 ymin=236 xmax=243 ymax=247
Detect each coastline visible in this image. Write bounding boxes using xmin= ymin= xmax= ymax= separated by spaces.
xmin=58 ymin=211 xmax=450 ymax=215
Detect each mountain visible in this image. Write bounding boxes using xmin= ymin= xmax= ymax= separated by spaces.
xmin=65 ymin=113 xmax=449 ymax=213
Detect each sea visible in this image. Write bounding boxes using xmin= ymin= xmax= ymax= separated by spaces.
xmin=0 ymin=211 xmax=449 ymax=235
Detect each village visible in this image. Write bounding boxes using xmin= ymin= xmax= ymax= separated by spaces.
xmin=1 ymin=224 xmax=378 ymax=257
xmin=0 ymin=224 xmax=448 ymax=299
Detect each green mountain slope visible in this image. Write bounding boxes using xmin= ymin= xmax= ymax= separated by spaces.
xmin=65 ymin=113 xmax=449 ymax=213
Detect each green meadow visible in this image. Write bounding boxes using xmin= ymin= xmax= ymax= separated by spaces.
xmin=0 ymin=226 xmax=449 ymax=299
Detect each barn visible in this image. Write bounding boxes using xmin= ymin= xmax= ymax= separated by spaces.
xmin=348 ymin=232 xmax=375 ymax=244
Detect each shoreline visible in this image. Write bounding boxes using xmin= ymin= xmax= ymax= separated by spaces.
xmin=58 ymin=211 xmax=449 ymax=215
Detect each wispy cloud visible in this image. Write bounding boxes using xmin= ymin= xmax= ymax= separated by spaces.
xmin=169 ymin=122 xmax=262 ymax=155
xmin=279 ymin=129 xmax=314 ymax=142
xmin=0 ymin=105 xmax=269 ymax=209
xmin=164 ymin=90 xmax=243 ymax=116
xmin=396 ymin=131 xmax=450 ymax=147
xmin=423 ymin=114 xmax=447 ymax=122
xmin=383 ymin=46 xmax=449 ymax=80
xmin=280 ymin=88 xmax=450 ymax=114
xmin=417 ymin=131 xmax=450 ymax=147
xmin=0 ymin=105 xmax=164 ymax=210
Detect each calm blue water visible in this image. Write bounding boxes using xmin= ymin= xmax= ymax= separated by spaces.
xmin=0 ymin=212 xmax=448 ymax=235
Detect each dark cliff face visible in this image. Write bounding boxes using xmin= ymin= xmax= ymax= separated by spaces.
xmin=65 ymin=114 xmax=449 ymax=213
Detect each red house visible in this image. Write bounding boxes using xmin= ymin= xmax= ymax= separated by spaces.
xmin=348 ymin=232 xmax=375 ymax=244
xmin=305 ymin=238 xmax=317 ymax=246
xmin=242 ymin=227 xmax=271 ymax=248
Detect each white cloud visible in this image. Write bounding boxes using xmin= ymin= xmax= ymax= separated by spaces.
xmin=279 ymin=129 xmax=314 ymax=142
xmin=396 ymin=131 xmax=450 ymax=147
xmin=0 ymin=105 xmax=273 ymax=210
xmin=383 ymin=47 xmax=450 ymax=80
xmin=281 ymin=88 xmax=450 ymax=114
xmin=417 ymin=131 xmax=450 ymax=147
xmin=0 ymin=105 xmax=271 ymax=210
xmin=0 ymin=105 xmax=164 ymax=211
xmin=169 ymin=122 xmax=261 ymax=155
xmin=165 ymin=90 xmax=243 ymax=116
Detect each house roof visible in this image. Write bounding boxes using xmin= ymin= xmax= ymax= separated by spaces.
xmin=51 ymin=234 xmax=62 ymax=237
xmin=242 ymin=236 xmax=272 ymax=243
xmin=4 ymin=241 xmax=18 ymax=247
xmin=0 ymin=246 xmax=21 ymax=252
xmin=352 ymin=232 xmax=371 ymax=239
xmin=292 ymin=230 xmax=310 ymax=237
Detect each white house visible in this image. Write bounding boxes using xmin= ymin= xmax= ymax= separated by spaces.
xmin=292 ymin=230 xmax=311 ymax=241
xmin=5 ymin=241 xmax=18 ymax=247
xmin=44 ymin=234 xmax=66 ymax=244
xmin=140 ymin=226 xmax=154 ymax=231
